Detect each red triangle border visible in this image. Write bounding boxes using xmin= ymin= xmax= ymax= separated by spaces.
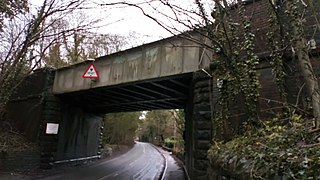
xmin=82 ymin=64 xmax=99 ymax=78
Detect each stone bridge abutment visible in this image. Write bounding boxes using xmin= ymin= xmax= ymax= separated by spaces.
xmin=185 ymin=70 xmax=214 ymax=180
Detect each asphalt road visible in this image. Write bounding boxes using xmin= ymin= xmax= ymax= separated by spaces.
xmin=41 ymin=142 xmax=165 ymax=180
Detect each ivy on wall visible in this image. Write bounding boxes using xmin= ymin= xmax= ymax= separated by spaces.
xmin=267 ymin=0 xmax=290 ymax=101
xmin=209 ymin=1 xmax=261 ymax=140
xmin=207 ymin=0 xmax=320 ymax=178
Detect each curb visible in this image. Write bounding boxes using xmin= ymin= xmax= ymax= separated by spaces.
xmin=150 ymin=144 xmax=167 ymax=180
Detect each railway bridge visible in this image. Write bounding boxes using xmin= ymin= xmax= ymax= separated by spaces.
xmin=8 ymin=32 xmax=216 ymax=180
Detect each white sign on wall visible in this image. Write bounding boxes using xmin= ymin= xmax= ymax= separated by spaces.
xmin=46 ymin=123 xmax=59 ymax=134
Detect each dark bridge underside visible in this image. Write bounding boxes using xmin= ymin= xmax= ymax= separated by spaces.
xmin=58 ymin=73 xmax=193 ymax=113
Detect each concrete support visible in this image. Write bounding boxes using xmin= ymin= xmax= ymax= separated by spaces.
xmin=54 ymin=106 xmax=103 ymax=161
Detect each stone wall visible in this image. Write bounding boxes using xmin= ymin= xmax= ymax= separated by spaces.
xmin=0 ymin=150 xmax=40 ymax=172
xmin=6 ymin=68 xmax=57 ymax=169
xmin=7 ymin=68 xmax=53 ymax=142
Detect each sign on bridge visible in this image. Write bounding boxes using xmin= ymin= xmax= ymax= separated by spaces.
xmin=82 ymin=64 xmax=99 ymax=78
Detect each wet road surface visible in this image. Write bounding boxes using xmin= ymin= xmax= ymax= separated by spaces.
xmin=41 ymin=142 xmax=164 ymax=180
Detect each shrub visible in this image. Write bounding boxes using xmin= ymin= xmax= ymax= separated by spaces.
xmin=208 ymin=115 xmax=320 ymax=179
xmin=164 ymin=137 xmax=176 ymax=149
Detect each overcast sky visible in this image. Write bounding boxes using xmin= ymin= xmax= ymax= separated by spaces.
xmin=87 ymin=0 xmax=204 ymax=44
xmin=29 ymin=0 xmax=214 ymax=47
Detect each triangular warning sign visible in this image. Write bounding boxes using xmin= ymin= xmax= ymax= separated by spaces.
xmin=82 ymin=64 xmax=99 ymax=78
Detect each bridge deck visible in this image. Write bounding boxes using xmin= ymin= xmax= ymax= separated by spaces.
xmin=52 ymin=33 xmax=211 ymax=95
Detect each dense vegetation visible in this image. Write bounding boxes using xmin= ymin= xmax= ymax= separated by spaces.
xmin=138 ymin=110 xmax=185 ymax=153
xmin=103 ymin=112 xmax=140 ymax=146
xmin=208 ymin=114 xmax=320 ymax=178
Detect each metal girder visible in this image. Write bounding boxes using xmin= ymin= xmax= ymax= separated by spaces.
xmin=169 ymin=79 xmax=190 ymax=89
xmin=85 ymin=91 xmax=119 ymax=104
xmin=103 ymin=89 xmax=143 ymax=101
xmin=155 ymin=99 xmax=185 ymax=108
xmin=132 ymin=84 xmax=172 ymax=98
xmin=117 ymin=87 xmax=157 ymax=99
xmin=58 ymin=73 xmax=193 ymax=113
xmin=150 ymin=82 xmax=186 ymax=96
xmin=91 ymin=97 xmax=185 ymax=108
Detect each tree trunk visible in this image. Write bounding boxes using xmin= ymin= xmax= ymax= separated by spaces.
xmin=292 ymin=18 xmax=320 ymax=128
xmin=285 ymin=0 xmax=320 ymax=128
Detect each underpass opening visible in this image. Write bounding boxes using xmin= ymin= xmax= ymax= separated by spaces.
xmin=52 ymin=72 xmax=194 ymax=167
xmin=101 ymin=109 xmax=186 ymax=162
xmin=137 ymin=109 xmax=186 ymax=156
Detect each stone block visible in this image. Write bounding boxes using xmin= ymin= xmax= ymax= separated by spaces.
xmin=38 ymin=134 xmax=58 ymax=141
xmin=193 ymin=87 xmax=210 ymax=94
xmin=198 ymin=110 xmax=212 ymax=119
xmin=196 ymin=121 xmax=212 ymax=130
xmin=193 ymin=103 xmax=212 ymax=113
xmin=195 ymin=80 xmax=210 ymax=89
xmin=194 ymin=159 xmax=209 ymax=170
xmin=196 ymin=130 xmax=211 ymax=140
xmin=194 ymin=93 xmax=211 ymax=104
xmin=193 ymin=114 xmax=212 ymax=123
xmin=199 ymin=110 xmax=211 ymax=115
xmin=42 ymin=109 xmax=61 ymax=117
xmin=196 ymin=140 xmax=211 ymax=150
xmin=194 ymin=150 xmax=209 ymax=160
xmin=193 ymin=169 xmax=208 ymax=180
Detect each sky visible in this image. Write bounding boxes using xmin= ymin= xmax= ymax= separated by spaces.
xmin=29 ymin=0 xmax=214 ymax=47
xmin=85 ymin=0 xmax=203 ymax=44
xmin=90 ymin=1 xmax=172 ymax=41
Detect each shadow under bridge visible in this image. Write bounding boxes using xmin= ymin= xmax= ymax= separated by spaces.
xmin=58 ymin=73 xmax=193 ymax=113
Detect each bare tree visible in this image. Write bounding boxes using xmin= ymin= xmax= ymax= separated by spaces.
xmin=0 ymin=0 xmax=29 ymax=32
xmin=0 ymin=0 xmax=89 ymax=120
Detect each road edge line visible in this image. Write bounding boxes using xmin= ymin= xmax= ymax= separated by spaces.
xmin=150 ymin=144 xmax=167 ymax=180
